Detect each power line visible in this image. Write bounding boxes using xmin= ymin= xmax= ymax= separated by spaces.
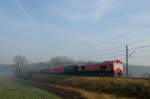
xmin=99 ymin=53 xmax=125 ymax=62
xmin=75 ymin=24 xmax=150 ymax=65
xmin=85 ymin=49 xmax=124 ymax=59
xmin=78 ymin=24 xmax=150 ymax=55
xmin=87 ymin=51 xmax=124 ymax=60
xmin=130 ymin=44 xmax=150 ymax=50
xmin=79 ymin=45 xmax=124 ymax=57
xmin=78 ymin=46 xmax=139 ymax=63
xmin=79 ymin=38 xmax=150 ymax=60
xmin=127 ymin=39 xmax=150 ymax=46
xmin=77 ymin=34 xmax=149 ymax=60
xmin=126 ymin=44 xmax=150 ymax=63
xmin=130 ymin=50 xmax=150 ymax=57
xmin=130 ymin=54 xmax=150 ymax=59
xmin=135 ymin=50 xmax=150 ymax=53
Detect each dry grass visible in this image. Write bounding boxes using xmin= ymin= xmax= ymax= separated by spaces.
xmin=32 ymin=82 xmax=133 ymax=99
xmin=32 ymin=74 xmax=150 ymax=99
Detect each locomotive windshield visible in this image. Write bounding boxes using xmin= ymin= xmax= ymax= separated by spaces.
xmin=113 ymin=61 xmax=124 ymax=76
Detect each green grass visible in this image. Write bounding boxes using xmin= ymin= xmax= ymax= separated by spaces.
xmin=0 ymin=78 xmax=62 ymax=99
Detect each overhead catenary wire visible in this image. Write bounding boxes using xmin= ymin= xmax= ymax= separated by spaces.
xmin=80 ymin=42 xmax=150 ymax=66
xmin=86 ymin=43 xmax=150 ymax=64
xmin=77 ymin=26 xmax=150 ymax=61
xmin=97 ymin=53 xmax=125 ymax=62
xmin=99 ymin=45 xmax=150 ymax=63
xmin=130 ymin=43 xmax=150 ymax=50
xmin=73 ymin=23 xmax=150 ymax=65
xmin=78 ymin=24 xmax=150 ymax=56
xmin=131 ymin=54 xmax=150 ymax=58
xmin=80 ymin=38 xmax=150 ymax=60
xmin=85 ymin=49 xmax=124 ymax=59
xmin=87 ymin=50 xmax=125 ymax=60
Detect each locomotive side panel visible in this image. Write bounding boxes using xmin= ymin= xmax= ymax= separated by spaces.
xmin=78 ymin=63 xmax=114 ymax=76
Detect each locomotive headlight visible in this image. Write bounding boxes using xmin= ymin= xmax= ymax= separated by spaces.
xmin=113 ymin=63 xmax=124 ymax=73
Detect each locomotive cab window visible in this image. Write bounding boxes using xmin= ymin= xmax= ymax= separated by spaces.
xmin=100 ymin=65 xmax=107 ymax=70
xmin=81 ymin=66 xmax=85 ymax=70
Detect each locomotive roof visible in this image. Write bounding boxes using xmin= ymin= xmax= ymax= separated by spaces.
xmin=102 ymin=60 xmax=123 ymax=64
xmin=80 ymin=60 xmax=123 ymax=66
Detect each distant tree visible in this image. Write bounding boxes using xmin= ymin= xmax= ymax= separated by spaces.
xmin=13 ymin=55 xmax=28 ymax=77
xmin=49 ymin=56 xmax=74 ymax=66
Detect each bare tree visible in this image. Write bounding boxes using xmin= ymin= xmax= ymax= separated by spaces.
xmin=14 ymin=55 xmax=28 ymax=76
xmin=49 ymin=56 xmax=74 ymax=67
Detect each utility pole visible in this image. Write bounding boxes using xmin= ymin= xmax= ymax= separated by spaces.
xmin=126 ymin=45 xmax=129 ymax=77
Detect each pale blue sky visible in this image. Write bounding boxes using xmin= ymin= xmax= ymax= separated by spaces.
xmin=0 ymin=0 xmax=150 ymax=65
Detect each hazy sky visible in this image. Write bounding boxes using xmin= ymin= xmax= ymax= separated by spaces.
xmin=0 ymin=0 xmax=150 ymax=65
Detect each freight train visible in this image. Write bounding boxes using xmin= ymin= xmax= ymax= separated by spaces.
xmin=20 ymin=60 xmax=123 ymax=80
xmin=37 ymin=60 xmax=124 ymax=77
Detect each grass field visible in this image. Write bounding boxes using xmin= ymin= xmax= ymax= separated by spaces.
xmin=0 ymin=78 xmax=62 ymax=99
xmin=32 ymin=74 xmax=150 ymax=99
